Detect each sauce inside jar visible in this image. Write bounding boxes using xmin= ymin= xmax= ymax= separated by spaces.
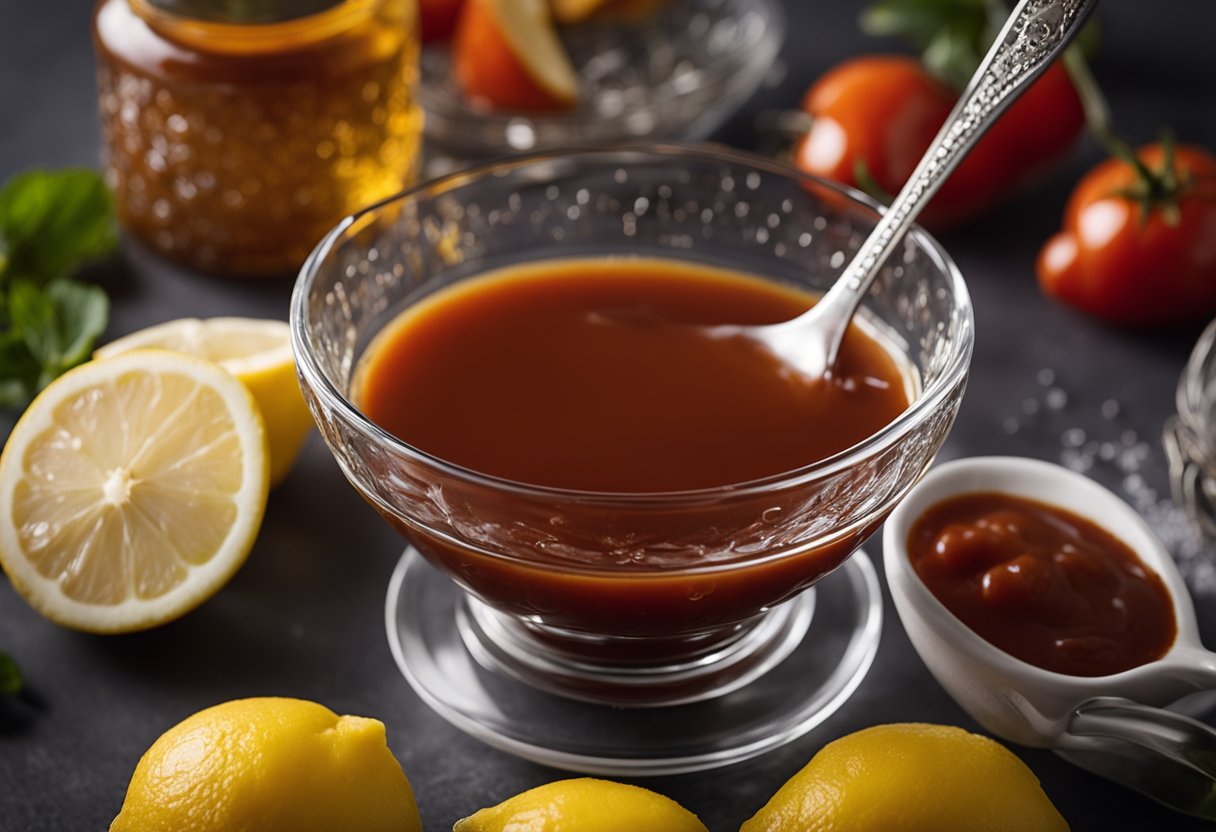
xmin=908 ymin=492 xmax=1176 ymax=676
xmin=356 ymin=257 xmax=910 ymax=493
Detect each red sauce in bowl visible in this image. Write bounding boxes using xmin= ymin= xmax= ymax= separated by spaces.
xmin=350 ymin=257 xmax=914 ymax=644
xmin=358 ymin=257 xmax=909 ymax=492
xmin=908 ymin=492 xmax=1176 ymax=677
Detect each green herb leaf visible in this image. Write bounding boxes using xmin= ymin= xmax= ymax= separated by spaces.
xmin=0 ymin=169 xmax=115 ymax=407
xmin=922 ymin=25 xmax=988 ymax=90
xmin=9 ymin=279 xmax=59 ymax=371
xmin=0 ymin=649 xmax=20 ymax=695
xmin=861 ymin=0 xmax=1100 ymax=91
xmin=48 ymin=279 xmax=109 ymax=369
xmin=8 ymin=279 xmax=110 ymax=392
xmin=861 ymin=0 xmax=991 ymax=89
xmin=0 ymin=330 xmax=40 ymax=407
xmin=0 ymin=169 xmax=117 ymax=287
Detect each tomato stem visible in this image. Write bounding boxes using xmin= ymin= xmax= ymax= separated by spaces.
xmin=1061 ymin=47 xmax=1137 ymax=166
xmin=1154 ymin=131 xmax=1183 ymax=226
xmin=1063 ymin=47 xmax=1189 ymax=227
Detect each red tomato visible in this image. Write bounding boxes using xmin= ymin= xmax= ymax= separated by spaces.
xmin=420 ymin=0 xmax=466 ymax=41
xmin=796 ymin=56 xmax=951 ymax=200
xmin=794 ymin=55 xmax=1085 ymax=228
xmin=1037 ymin=143 xmax=1216 ymax=326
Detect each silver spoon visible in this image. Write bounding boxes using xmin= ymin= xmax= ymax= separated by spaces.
xmin=719 ymin=0 xmax=1100 ymax=378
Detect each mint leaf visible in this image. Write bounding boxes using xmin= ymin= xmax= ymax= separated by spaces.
xmin=8 ymin=279 xmax=109 ymax=392
xmin=0 ymin=169 xmax=117 ymax=286
xmin=0 ymin=649 xmax=20 ymax=695
xmin=0 ymin=381 xmax=31 ymax=408
xmin=9 ymin=279 xmax=59 ymax=370
xmin=0 ymin=169 xmax=115 ymax=407
xmin=47 ymin=279 xmax=109 ymax=370
xmin=0 ymin=329 xmax=39 ymax=406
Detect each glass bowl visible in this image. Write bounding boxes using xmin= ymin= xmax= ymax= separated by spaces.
xmin=420 ymin=0 xmax=785 ymax=156
xmin=290 ymin=145 xmax=973 ymax=772
xmin=1166 ymin=318 xmax=1216 ymax=537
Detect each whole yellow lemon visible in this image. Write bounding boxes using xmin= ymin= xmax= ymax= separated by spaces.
xmin=455 ymin=777 xmax=707 ymax=832
xmin=741 ymin=723 xmax=1068 ymax=832
xmin=110 ymin=697 xmax=422 ymax=832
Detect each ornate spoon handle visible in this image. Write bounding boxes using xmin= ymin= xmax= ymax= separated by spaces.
xmin=814 ymin=0 xmax=1099 ymax=366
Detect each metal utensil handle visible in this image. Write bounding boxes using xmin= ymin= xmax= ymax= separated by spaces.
xmin=817 ymin=0 xmax=1099 ymax=330
xmin=1061 ymin=696 xmax=1216 ymax=819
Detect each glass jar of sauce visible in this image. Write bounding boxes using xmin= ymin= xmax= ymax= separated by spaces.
xmin=93 ymin=0 xmax=422 ymax=276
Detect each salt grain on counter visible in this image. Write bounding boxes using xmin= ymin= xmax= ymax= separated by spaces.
xmin=1061 ymin=428 xmax=1087 ymax=448
xmin=1005 ymin=376 xmax=1216 ymax=597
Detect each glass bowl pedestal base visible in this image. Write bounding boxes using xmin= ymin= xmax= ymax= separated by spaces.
xmin=385 ymin=546 xmax=882 ymax=775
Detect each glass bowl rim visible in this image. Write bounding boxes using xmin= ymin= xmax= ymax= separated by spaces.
xmin=418 ymin=0 xmax=787 ymax=132
xmin=290 ymin=143 xmax=975 ymax=507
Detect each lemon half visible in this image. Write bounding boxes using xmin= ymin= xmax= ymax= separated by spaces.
xmin=0 ymin=350 xmax=269 ymax=633
xmin=96 ymin=317 xmax=312 ymax=486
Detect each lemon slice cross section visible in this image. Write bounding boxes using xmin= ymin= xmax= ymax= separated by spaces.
xmin=96 ymin=317 xmax=312 ymax=486
xmin=0 ymin=350 xmax=270 ymax=633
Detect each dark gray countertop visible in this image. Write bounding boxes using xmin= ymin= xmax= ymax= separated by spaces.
xmin=2 ymin=1 xmax=1215 ymax=829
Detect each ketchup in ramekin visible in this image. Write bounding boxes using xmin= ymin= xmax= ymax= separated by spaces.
xmin=908 ymin=492 xmax=1176 ymax=677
